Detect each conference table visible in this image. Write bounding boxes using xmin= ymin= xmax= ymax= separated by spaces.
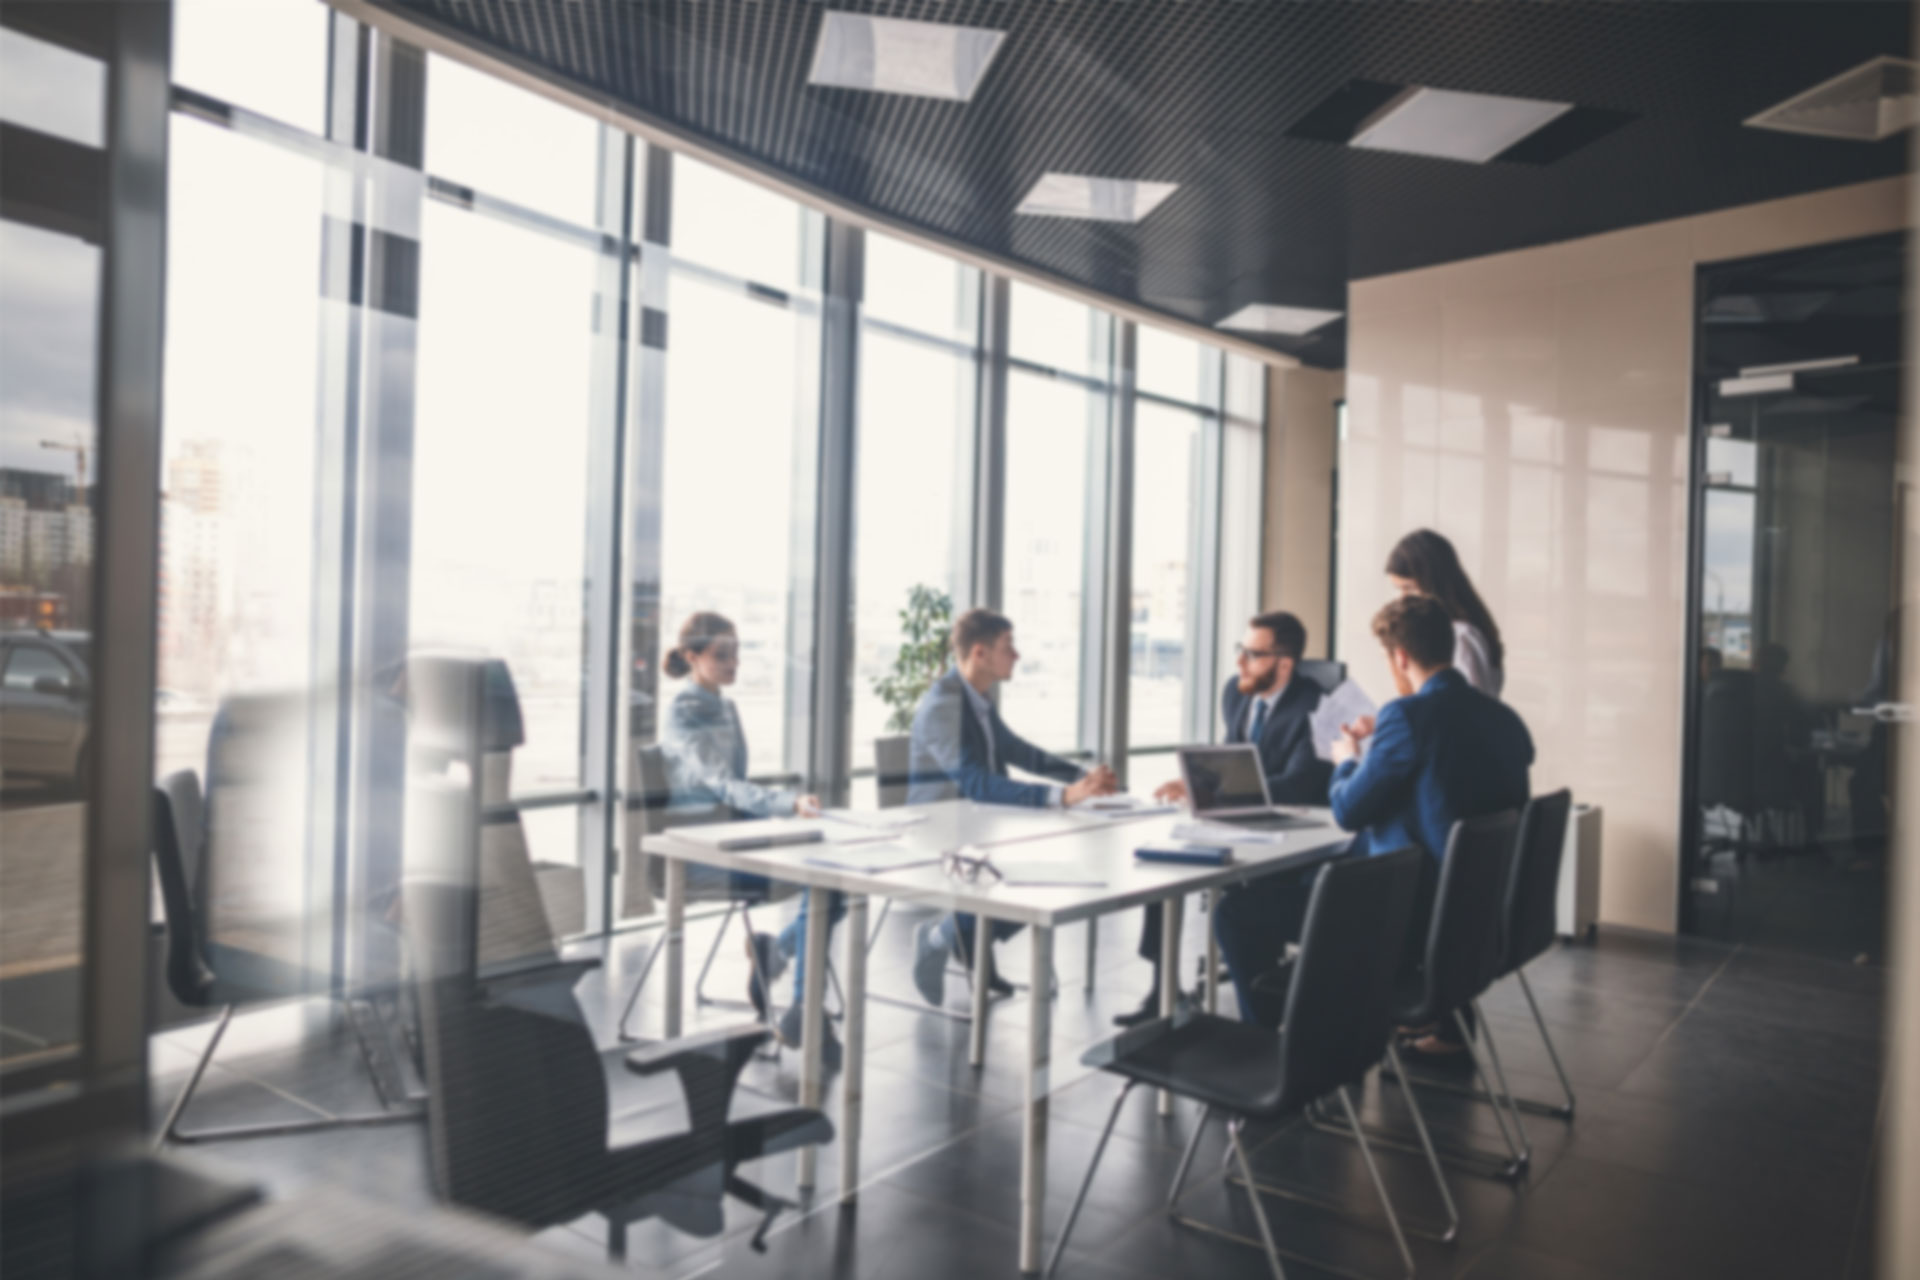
xmin=640 ymin=798 xmax=1352 ymax=1274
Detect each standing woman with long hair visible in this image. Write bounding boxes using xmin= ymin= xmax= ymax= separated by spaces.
xmin=662 ymin=611 xmax=843 ymax=1066
xmin=1385 ymin=529 xmax=1506 ymax=698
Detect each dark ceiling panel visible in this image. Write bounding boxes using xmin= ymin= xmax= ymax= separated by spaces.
xmin=377 ymin=0 xmax=1912 ymax=366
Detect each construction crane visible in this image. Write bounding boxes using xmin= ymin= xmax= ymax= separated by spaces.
xmin=39 ymin=437 xmax=87 ymax=506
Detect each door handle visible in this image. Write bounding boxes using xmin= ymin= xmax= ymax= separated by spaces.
xmin=1851 ymin=703 xmax=1916 ymax=724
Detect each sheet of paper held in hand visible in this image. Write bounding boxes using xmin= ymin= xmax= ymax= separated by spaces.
xmin=1310 ymin=679 xmax=1379 ymax=761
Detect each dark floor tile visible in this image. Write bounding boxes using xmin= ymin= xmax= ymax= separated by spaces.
xmin=1089 ymin=1168 xmax=1467 ymax=1280
xmin=1506 ymin=1154 xmax=1852 ymax=1280
xmin=1568 ymin=1085 xmax=1872 ymax=1214
xmin=1722 ymin=946 xmax=1886 ymax=998
xmin=1460 ymin=1240 xmax=1643 ymax=1280
xmin=1615 ymin=1006 xmax=1883 ymax=1145
xmin=699 ymin=1181 xmax=1134 ymax=1280
xmin=1691 ymin=967 xmax=1885 ymax=1042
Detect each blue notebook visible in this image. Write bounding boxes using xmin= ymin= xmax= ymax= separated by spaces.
xmin=1135 ymin=842 xmax=1234 ymax=866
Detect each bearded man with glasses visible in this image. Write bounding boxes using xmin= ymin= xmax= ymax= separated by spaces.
xmin=1111 ymin=610 xmax=1334 ymax=1027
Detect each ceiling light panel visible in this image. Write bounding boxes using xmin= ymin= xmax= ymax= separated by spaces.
xmin=1352 ymin=86 xmax=1573 ymax=163
xmin=1015 ymin=173 xmax=1178 ymax=223
xmin=1746 ymin=56 xmax=1920 ymax=142
xmin=1215 ymin=303 xmax=1343 ymax=336
xmin=808 ymin=13 xmax=1005 ymax=103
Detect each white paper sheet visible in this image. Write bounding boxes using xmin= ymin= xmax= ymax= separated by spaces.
xmin=1310 ymin=679 xmax=1379 ymax=761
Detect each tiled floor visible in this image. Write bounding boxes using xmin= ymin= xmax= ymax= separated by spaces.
xmin=147 ymin=900 xmax=1887 ymax=1280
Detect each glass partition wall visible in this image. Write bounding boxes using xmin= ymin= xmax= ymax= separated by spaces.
xmin=118 ymin=14 xmax=1271 ymax=983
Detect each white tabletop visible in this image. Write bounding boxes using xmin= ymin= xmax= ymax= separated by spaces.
xmin=640 ymin=799 xmax=1353 ymax=927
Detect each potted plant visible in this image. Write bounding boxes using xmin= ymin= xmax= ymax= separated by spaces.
xmin=870 ymin=585 xmax=952 ymax=804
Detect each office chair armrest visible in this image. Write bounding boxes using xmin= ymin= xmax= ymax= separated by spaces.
xmin=626 ymin=1022 xmax=770 ymax=1136
xmin=624 ymin=1022 xmax=769 ymax=1075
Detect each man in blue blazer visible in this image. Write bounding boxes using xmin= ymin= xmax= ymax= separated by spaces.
xmin=1213 ymin=593 xmax=1533 ymax=1028
xmin=907 ymin=608 xmax=1117 ymax=1005
xmin=1116 ymin=611 xmax=1333 ymax=1026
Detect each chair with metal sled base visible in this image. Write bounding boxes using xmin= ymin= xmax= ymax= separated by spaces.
xmin=1047 ymin=849 xmax=1427 ymax=1280
xmin=150 ymin=772 xmax=423 ymax=1148
xmin=1312 ymin=810 xmax=1530 ymax=1184
xmin=1382 ymin=790 xmax=1577 ymax=1123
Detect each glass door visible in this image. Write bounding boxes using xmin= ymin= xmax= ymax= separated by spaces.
xmin=1683 ymin=233 xmax=1906 ymax=961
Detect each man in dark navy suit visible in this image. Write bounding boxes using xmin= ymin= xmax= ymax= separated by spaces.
xmin=1213 ymin=593 xmax=1533 ymax=1029
xmin=907 ymin=608 xmax=1118 ymax=1006
xmin=1113 ymin=611 xmax=1332 ymax=1026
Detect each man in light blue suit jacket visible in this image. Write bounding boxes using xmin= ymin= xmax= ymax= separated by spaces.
xmin=1213 ymin=594 xmax=1532 ymax=1028
xmin=907 ymin=609 xmax=1117 ymax=1005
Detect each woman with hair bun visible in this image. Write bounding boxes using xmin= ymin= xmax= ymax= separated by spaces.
xmin=661 ymin=611 xmax=842 ymax=1066
xmin=1385 ymin=528 xmax=1505 ymax=699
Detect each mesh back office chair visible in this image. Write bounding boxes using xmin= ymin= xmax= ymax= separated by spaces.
xmin=615 ymin=743 xmax=795 ymax=1042
xmin=1048 ymin=850 xmax=1427 ymax=1280
xmin=150 ymin=771 xmax=420 ymax=1147
xmin=407 ymin=861 xmax=830 ymax=1258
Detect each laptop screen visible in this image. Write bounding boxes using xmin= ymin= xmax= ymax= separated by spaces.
xmin=1181 ymin=745 xmax=1271 ymax=813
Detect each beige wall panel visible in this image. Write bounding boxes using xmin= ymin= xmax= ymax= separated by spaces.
xmin=1337 ymin=178 xmax=1905 ymax=934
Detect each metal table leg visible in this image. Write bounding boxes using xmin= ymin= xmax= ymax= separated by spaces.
xmin=839 ymin=895 xmax=868 ymax=1206
xmin=1204 ymin=889 xmax=1220 ymax=1015
xmin=664 ymin=859 xmax=686 ymax=1039
xmin=1084 ymin=917 xmax=1097 ymax=994
xmin=1020 ymin=925 xmax=1054 ymax=1274
xmin=968 ymin=913 xmax=992 ymax=1068
xmin=1159 ymin=893 xmax=1183 ymax=1116
xmin=797 ymin=885 xmax=831 ymax=1192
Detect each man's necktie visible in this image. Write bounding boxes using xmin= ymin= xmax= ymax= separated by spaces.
xmin=1249 ymin=698 xmax=1268 ymax=744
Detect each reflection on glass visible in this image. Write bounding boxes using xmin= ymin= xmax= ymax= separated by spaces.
xmin=853 ymin=327 xmax=971 ymax=751
xmin=1688 ymin=234 xmax=1904 ymax=961
xmin=172 ymin=0 xmax=330 ymax=135
xmin=413 ymin=201 xmax=598 ymax=818
xmin=425 ymin=53 xmax=600 ymax=227
xmin=1 ymin=81 xmax=102 ymax=1064
xmin=1130 ymin=402 xmax=1200 ymax=746
xmin=1001 ymin=368 xmax=1097 ymax=752
xmin=1704 ymin=435 xmax=1757 ymax=488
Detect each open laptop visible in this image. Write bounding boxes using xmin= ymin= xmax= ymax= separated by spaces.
xmin=1176 ymin=744 xmax=1322 ymax=832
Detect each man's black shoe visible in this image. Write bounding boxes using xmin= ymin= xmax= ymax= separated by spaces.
xmin=1112 ymin=991 xmax=1161 ymax=1028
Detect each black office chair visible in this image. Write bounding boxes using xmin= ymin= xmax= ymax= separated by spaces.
xmin=1330 ymin=810 xmax=1528 ymax=1183
xmin=1047 ymin=849 xmax=1427 ymax=1280
xmin=1388 ymin=792 xmax=1576 ymax=1124
xmin=405 ymin=878 xmax=832 ymax=1259
xmin=150 ymin=771 xmax=420 ymax=1147
xmin=1497 ymin=791 xmax=1577 ymax=1118
xmin=1295 ymin=659 xmax=1348 ymax=695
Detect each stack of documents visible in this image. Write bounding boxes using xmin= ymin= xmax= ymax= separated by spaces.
xmin=1310 ymin=680 xmax=1379 ymax=762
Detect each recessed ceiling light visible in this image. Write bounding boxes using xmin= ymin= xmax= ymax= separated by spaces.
xmin=808 ymin=12 xmax=1005 ymax=103
xmin=1014 ymin=173 xmax=1178 ymax=223
xmin=1351 ymin=87 xmax=1572 ymax=163
xmin=1216 ymin=304 xmax=1343 ymax=336
xmin=1746 ymin=56 xmax=1920 ymax=142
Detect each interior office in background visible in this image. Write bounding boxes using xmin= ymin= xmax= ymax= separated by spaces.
xmin=4 ymin=2 xmax=1920 ymax=1279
